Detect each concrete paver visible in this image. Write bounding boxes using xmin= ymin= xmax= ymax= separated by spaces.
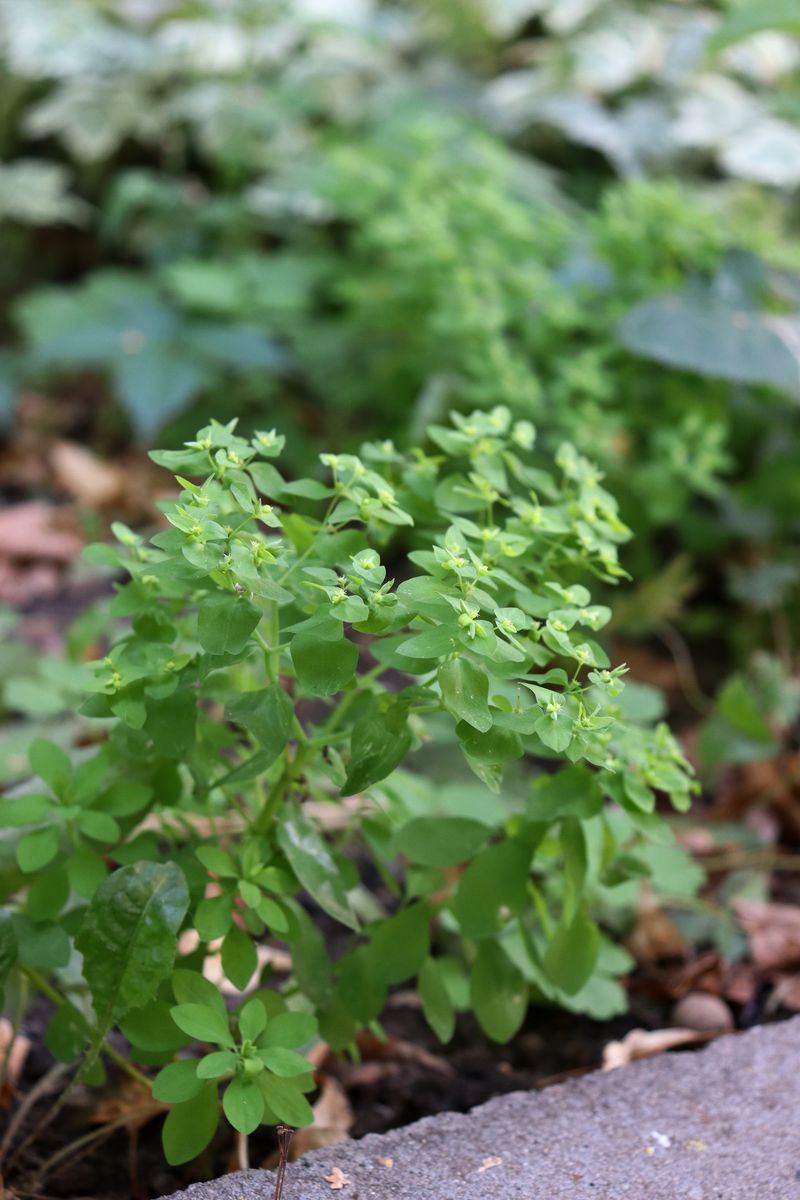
xmin=160 ymin=1017 xmax=800 ymax=1200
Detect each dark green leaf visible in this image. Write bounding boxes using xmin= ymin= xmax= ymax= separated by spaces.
xmin=75 ymin=862 xmax=189 ymax=1033
xmin=225 ymin=686 xmax=293 ymax=763
xmin=368 ymin=903 xmax=430 ymax=986
xmin=343 ymin=711 xmax=411 ymax=796
xmin=197 ymin=594 xmax=261 ymax=655
xmin=290 ymin=634 xmax=358 ymax=696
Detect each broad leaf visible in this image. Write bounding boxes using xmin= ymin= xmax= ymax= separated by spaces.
xmin=277 ymin=807 xmax=359 ymax=931
xmin=470 ymin=942 xmax=527 ymax=1042
xmin=75 ymin=862 xmax=189 ymax=1034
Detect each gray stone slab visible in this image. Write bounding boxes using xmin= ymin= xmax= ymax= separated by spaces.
xmin=161 ymin=1018 xmax=800 ymax=1200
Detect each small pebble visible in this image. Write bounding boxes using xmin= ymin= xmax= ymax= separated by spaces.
xmin=671 ymin=992 xmax=734 ymax=1032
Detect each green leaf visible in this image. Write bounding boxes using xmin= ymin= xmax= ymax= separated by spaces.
xmin=17 ymin=827 xmax=60 ymax=874
xmin=277 ymin=807 xmax=359 ymax=931
xmin=121 ymin=1000 xmax=184 ymax=1052
xmin=152 ymin=1059 xmax=203 ymax=1103
xmin=225 ymin=686 xmax=293 ymax=762
xmin=368 ymin=903 xmax=430 ymax=986
xmin=456 ymin=722 xmax=522 ymax=764
xmin=453 ymin=840 xmax=531 ymax=938
xmin=76 ymin=809 xmax=121 ymax=843
xmin=172 ymin=969 xmax=228 ymax=1018
xmin=261 ymin=1011 xmax=317 ymax=1049
xmin=543 ymin=910 xmax=600 ymax=996
xmin=257 ymin=1047 xmax=312 ymax=1077
xmin=75 ymin=862 xmax=189 ymax=1033
xmin=195 ymin=893 xmax=234 ymax=941
xmin=342 ymin=711 xmax=411 ymax=795
xmin=239 ymin=997 xmax=267 ymax=1042
xmin=439 ymin=658 xmax=492 ymax=732
xmin=171 ymin=1003 xmax=234 ymax=1047
xmin=527 ymin=768 xmax=603 ymax=821
xmin=620 ymin=294 xmax=800 ymax=397
xmin=28 ymin=739 xmax=71 ymax=795
xmin=0 ymin=910 xmax=18 ymax=1000
xmin=197 ymin=594 xmax=261 ymax=656
xmin=162 ymin=1082 xmax=220 ymax=1165
xmin=46 ymin=1002 xmax=89 ymax=1062
xmin=258 ymin=1073 xmax=314 ymax=1127
xmin=0 ymin=794 xmax=52 ymax=825
xmin=710 ymin=0 xmax=800 ymax=51
xmin=197 ymin=1049 xmax=238 ymax=1078
xmin=470 ymin=942 xmax=527 ymax=1043
xmin=196 ymin=846 xmax=238 ymax=878
xmin=222 ymin=925 xmax=258 ymax=991
xmin=393 ymin=817 xmax=489 ymax=868
xmin=290 ymin=634 xmax=358 ymax=696
xmin=11 ymin=915 xmax=69 ymax=969
xmin=67 ymin=844 xmax=107 ymax=899
xmin=418 ymin=958 xmax=455 ymax=1043
xmin=223 ymin=1076 xmax=265 ymax=1135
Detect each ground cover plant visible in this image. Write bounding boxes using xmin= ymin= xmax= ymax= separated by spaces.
xmin=0 ymin=409 xmax=697 ymax=1176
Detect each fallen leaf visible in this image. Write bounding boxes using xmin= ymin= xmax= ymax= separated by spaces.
xmin=0 ymin=502 xmax=83 ymax=562
xmin=625 ymin=888 xmax=688 ymax=965
xmin=290 ymin=1077 xmax=353 ymax=1158
xmin=478 ymin=1156 xmax=503 ymax=1172
xmin=602 ymin=1027 xmax=719 ymax=1071
xmin=50 ymin=441 xmax=124 ymax=508
xmin=734 ymin=899 xmax=800 ymax=971
xmin=323 ymin=1166 xmax=350 ymax=1190
xmin=377 ymin=1157 xmax=393 ymax=1168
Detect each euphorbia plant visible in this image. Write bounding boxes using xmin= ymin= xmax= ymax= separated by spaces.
xmin=0 ymin=408 xmax=695 ymax=1165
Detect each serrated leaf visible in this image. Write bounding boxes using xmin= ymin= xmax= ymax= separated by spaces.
xmin=75 ymin=862 xmax=189 ymax=1034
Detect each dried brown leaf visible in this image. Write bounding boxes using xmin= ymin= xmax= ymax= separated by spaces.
xmin=602 ymin=1027 xmax=718 ymax=1071
xmin=734 ymin=898 xmax=800 ymax=971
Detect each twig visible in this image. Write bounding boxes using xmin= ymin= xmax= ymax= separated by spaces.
xmin=24 ymin=1106 xmax=155 ymax=1192
xmin=0 ymin=1062 xmax=70 ymax=1165
xmin=273 ymin=1125 xmax=294 ymax=1200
